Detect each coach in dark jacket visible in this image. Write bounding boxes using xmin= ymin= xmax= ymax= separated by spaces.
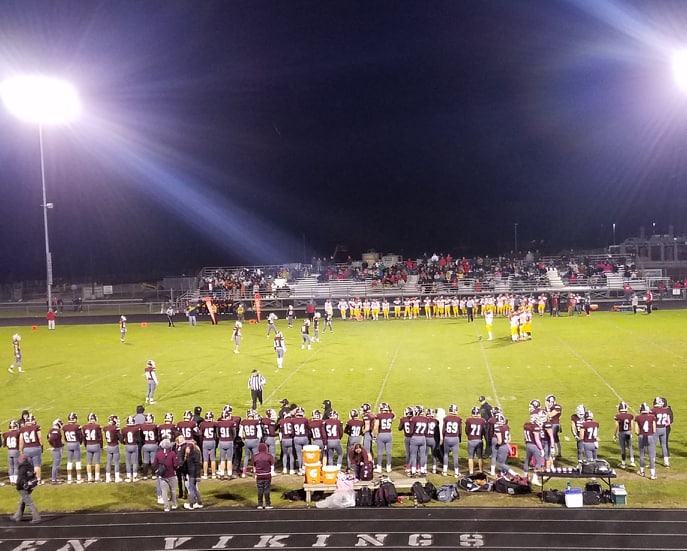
xmin=183 ymin=439 xmax=203 ymax=509
xmin=10 ymin=454 xmax=41 ymax=523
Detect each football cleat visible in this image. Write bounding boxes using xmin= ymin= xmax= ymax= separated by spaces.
xmin=164 ymin=412 xmax=174 ymax=424
xmin=88 ymin=412 xmax=98 ymax=423
xmin=617 ymin=401 xmax=628 ymax=413
xmin=67 ymin=412 xmax=78 ymax=423
xmin=448 ymin=404 xmax=458 ymax=415
xmin=183 ymin=410 xmax=193 ymax=421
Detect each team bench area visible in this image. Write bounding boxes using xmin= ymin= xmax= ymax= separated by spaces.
xmin=303 ymin=477 xmax=427 ymax=506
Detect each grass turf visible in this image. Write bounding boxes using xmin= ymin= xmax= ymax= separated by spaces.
xmin=1 ymin=309 xmax=686 ymax=511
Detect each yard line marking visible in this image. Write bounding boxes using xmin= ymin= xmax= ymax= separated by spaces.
xmin=265 ymin=348 xmax=322 ymax=405
xmin=593 ymin=316 xmax=687 ymax=362
xmin=373 ymin=343 xmax=401 ymax=411
xmin=478 ymin=332 xmax=501 ymax=409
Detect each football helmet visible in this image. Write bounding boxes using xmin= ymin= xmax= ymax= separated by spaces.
xmin=311 ymin=409 xmax=322 ymax=420
xmin=349 ymin=409 xmax=359 ymax=419
xmin=361 ymin=403 xmax=371 ymax=413
xmin=67 ymin=412 xmax=78 ymax=422
xmin=639 ymin=402 xmax=651 ymax=414
xmin=146 ymin=360 xmax=156 ymax=368
xmin=330 ymin=410 xmax=339 ymax=419
xmin=584 ymin=410 xmax=594 ymax=420
xmin=575 ymin=404 xmax=586 ymax=417
xmin=528 ymin=399 xmax=541 ymax=413
xmin=120 ymin=315 xmax=127 ymax=322
xmin=204 ymin=411 xmax=214 ymax=421
xmin=88 ymin=412 xmax=98 ymax=423
xmin=653 ymin=396 xmax=665 ymax=408
xmin=183 ymin=410 xmax=193 ymax=421
xmin=27 ymin=414 xmax=36 ymax=424
xmin=425 ymin=408 xmax=435 ymax=417
xmin=145 ymin=413 xmax=155 ymax=423
xmin=494 ymin=413 xmax=506 ymax=426
xmin=223 ymin=404 xmax=233 ymax=415
xmin=414 ymin=405 xmax=424 ymax=416
xmin=471 ymin=406 xmax=480 ymax=416
xmin=53 ymin=418 xmax=64 ymax=429
xmin=12 ymin=333 xmax=20 ymax=342
xmin=235 ymin=321 xmax=242 ymax=328
xmin=247 ymin=409 xmax=257 ymax=419
xmin=448 ymin=404 xmax=458 ymax=415
xmin=8 ymin=420 xmax=18 ymax=430
xmin=266 ymin=408 xmax=277 ymax=421
xmin=108 ymin=415 xmax=120 ymax=426
xmin=545 ymin=394 xmax=556 ymax=404
xmin=295 ymin=407 xmax=305 ymax=417
xmin=404 ymin=406 xmax=414 ymax=417
xmin=617 ymin=401 xmax=628 ymax=413
xmin=164 ymin=412 xmax=174 ymax=424
xmin=126 ymin=415 xmax=135 ymax=426
xmin=378 ymin=402 xmax=390 ymax=412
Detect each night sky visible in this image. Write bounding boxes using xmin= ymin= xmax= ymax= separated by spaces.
xmin=2 ymin=0 xmax=687 ymax=283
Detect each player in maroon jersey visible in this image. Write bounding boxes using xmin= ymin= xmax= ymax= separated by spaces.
xmin=545 ymin=394 xmax=563 ymax=458
xmin=217 ymin=409 xmax=238 ymax=479
xmin=398 ymin=406 xmax=414 ymax=475
xmin=240 ymin=409 xmax=263 ymax=477
xmin=464 ymin=406 xmax=486 ymax=475
xmin=523 ymin=414 xmax=544 ymax=485
xmin=344 ymin=409 xmax=364 ymax=469
xmin=291 ymin=407 xmax=310 ymax=476
xmin=4 ymin=420 xmax=21 ymax=484
xmin=121 ymin=416 xmax=141 ymax=481
xmin=441 ymin=404 xmax=462 ymax=477
xmin=360 ymin=403 xmax=376 ymax=453
xmin=176 ymin=410 xmax=199 ymax=444
xmin=103 ymin=415 xmax=122 ymax=483
xmin=570 ymin=404 xmax=586 ymax=462
xmin=634 ymin=402 xmax=657 ymax=479
xmin=613 ymin=402 xmax=635 ymax=469
xmin=492 ymin=413 xmax=516 ymax=477
xmin=278 ymin=410 xmax=296 ymax=474
xmin=322 ymin=410 xmax=344 ymax=468
xmin=424 ymin=408 xmax=441 ymax=474
xmin=19 ymin=414 xmax=43 ymax=482
xmin=157 ymin=413 xmax=177 ymax=444
xmin=139 ymin=413 xmax=159 ymax=479
xmin=199 ymin=411 xmax=218 ymax=479
xmin=82 ymin=412 xmax=103 ymax=483
xmin=651 ymin=397 xmax=671 ymax=468
xmin=47 ymin=419 xmax=64 ymax=484
xmin=374 ymin=403 xmax=395 ymax=474
xmin=62 ymin=412 xmax=83 ymax=484
xmin=307 ymin=409 xmax=325 ymax=454
xmin=408 ymin=406 xmax=429 ymax=477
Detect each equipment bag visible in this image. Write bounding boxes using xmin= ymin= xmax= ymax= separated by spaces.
xmin=580 ymin=459 xmax=612 ymax=475
xmin=458 ymin=472 xmax=493 ymax=492
xmin=436 ymin=483 xmax=459 ymax=503
xmin=494 ymin=475 xmax=532 ymax=495
xmin=359 ymin=461 xmax=374 ymax=481
xmin=411 ymin=481 xmax=432 ymax=504
xmin=373 ymin=480 xmax=398 ymax=506
xmin=355 ymin=486 xmax=374 ymax=507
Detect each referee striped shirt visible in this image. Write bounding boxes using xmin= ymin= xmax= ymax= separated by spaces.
xmin=248 ymin=371 xmax=266 ymax=391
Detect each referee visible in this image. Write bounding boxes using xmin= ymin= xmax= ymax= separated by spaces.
xmin=248 ymin=369 xmax=266 ymax=410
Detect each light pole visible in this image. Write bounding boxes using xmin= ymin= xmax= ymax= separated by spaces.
xmin=612 ymin=223 xmax=616 ymax=246
xmin=513 ymin=222 xmax=518 ymax=258
xmin=0 ymin=76 xmax=80 ymax=309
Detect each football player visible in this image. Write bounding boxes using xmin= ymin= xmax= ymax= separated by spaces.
xmin=398 ymin=406 xmax=414 ymax=475
xmin=441 ymin=404 xmax=462 ymax=477
xmin=651 ymin=397 xmax=671 ymax=468
xmin=492 ymin=413 xmax=516 ymax=477
xmin=464 ymin=406 xmax=486 ymax=475
xmin=323 ymin=410 xmax=344 ymax=468
xmin=266 ymin=312 xmax=278 ymax=337
xmin=570 ymin=404 xmax=586 ymax=462
xmin=425 ymin=408 xmax=440 ymax=474
xmin=103 ymin=415 xmax=122 ymax=483
xmin=308 ymin=410 xmax=326 ymax=454
xmin=4 ymin=420 xmax=21 ymax=483
xmin=260 ymin=409 xmax=278 ymax=465
xmin=63 ymin=412 xmax=84 ymax=484
xmin=290 ymin=407 xmax=309 ymax=475
xmin=19 ymin=414 xmax=43 ymax=482
xmin=360 ymin=403 xmax=375 ymax=453
xmin=140 ymin=413 xmax=159 ymax=479
xmin=158 ymin=413 xmax=178 ymax=443
xmin=300 ymin=319 xmax=312 ymax=350
xmin=344 ymin=409 xmax=364 ymax=465
xmin=8 ymin=333 xmax=23 ymax=373
xmin=199 ymin=411 xmax=218 ymax=479
xmin=47 ymin=419 xmax=65 ymax=484
xmin=278 ymin=410 xmax=296 ymax=474
xmin=232 ymin=321 xmax=242 ymax=354
xmin=408 ymin=406 xmax=429 ymax=477
xmin=144 ymin=360 xmax=158 ymax=405
xmin=523 ymin=413 xmax=544 ymax=485
xmin=634 ymin=402 xmax=657 ymax=479
xmin=119 ymin=315 xmax=127 ymax=343
xmin=374 ymin=403 xmax=395 ymax=474
xmin=176 ymin=410 xmax=199 ymax=444
xmin=240 ymin=409 xmax=263 ymax=477
xmin=579 ymin=411 xmax=599 ymax=461
xmin=274 ymin=331 xmax=286 ymax=369
xmin=121 ymin=416 xmax=141 ymax=482
xmin=613 ymin=401 xmax=635 ymax=469
xmin=82 ymin=412 xmax=103 ymax=483
xmin=545 ymin=394 xmax=563 ymax=458
xmin=216 ymin=408 xmax=237 ymax=478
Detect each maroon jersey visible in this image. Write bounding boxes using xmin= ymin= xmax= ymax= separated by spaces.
xmin=376 ymin=412 xmax=395 ymax=434
xmin=140 ymin=422 xmax=158 ymax=445
xmin=82 ymin=423 xmax=103 ymax=447
xmin=47 ymin=427 xmax=64 ymax=449
xmin=580 ymin=421 xmax=599 ymax=443
xmin=570 ymin=414 xmax=584 ymax=438
xmin=344 ymin=419 xmax=364 ymax=438
xmin=523 ymin=422 xmax=541 ymax=446
xmin=279 ymin=418 xmax=295 ymax=438
xmin=240 ymin=419 xmax=261 ymax=442
xmin=635 ymin=413 xmax=657 ymax=436
xmin=19 ymin=424 xmax=41 ymax=449
xmin=426 ymin=417 xmax=440 ymax=439
xmin=409 ymin=414 xmax=429 ymax=437
xmin=176 ymin=420 xmax=199 ymax=442
xmin=322 ymin=418 xmax=343 ymax=440
xmin=198 ymin=421 xmax=217 ymax=442
xmin=103 ymin=425 xmax=121 ymax=447
xmin=651 ymin=407 xmax=672 ymax=428
xmin=308 ymin=419 xmax=326 ymax=442
xmin=547 ymin=404 xmax=562 ymax=424
xmin=398 ymin=415 xmax=413 ymax=437
xmin=157 ymin=423 xmax=177 ymax=442
xmin=442 ymin=415 xmax=463 ymax=439
xmin=465 ymin=416 xmax=486 ymax=441
xmin=362 ymin=413 xmax=376 ymax=435
xmin=615 ymin=412 xmax=633 ymax=433
xmin=121 ymin=425 xmax=140 ymax=446
xmin=291 ymin=418 xmax=309 ymax=439
xmin=63 ymin=422 xmax=83 ymax=445
xmin=493 ymin=423 xmax=511 ymax=445
xmin=217 ymin=418 xmax=238 ymax=442
xmin=3 ymin=429 xmax=20 ymax=450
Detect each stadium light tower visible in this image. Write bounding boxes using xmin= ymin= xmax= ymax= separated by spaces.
xmin=672 ymin=49 xmax=687 ymax=93
xmin=0 ymin=75 xmax=80 ymax=310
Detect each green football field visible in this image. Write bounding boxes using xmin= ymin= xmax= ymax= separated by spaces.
xmin=1 ymin=309 xmax=686 ymax=511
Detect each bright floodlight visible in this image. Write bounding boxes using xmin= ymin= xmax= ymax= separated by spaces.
xmin=0 ymin=75 xmax=80 ymax=125
xmin=672 ymin=50 xmax=687 ymax=93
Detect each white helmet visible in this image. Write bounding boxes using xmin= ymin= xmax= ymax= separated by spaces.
xmin=12 ymin=334 xmax=20 ymax=342
xmin=146 ymin=360 xmax=156 ymax=368
xmin=120 ymin=315 xmax=127 ymax=322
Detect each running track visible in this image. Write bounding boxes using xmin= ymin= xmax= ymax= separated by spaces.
xmin=2 ymin=507 xmax=685 ymax=550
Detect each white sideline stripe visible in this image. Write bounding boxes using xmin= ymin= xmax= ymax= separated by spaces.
xmin=595 ymin=317 xmax=687 ymax=362
xmin=266 ymin=348 xmax=321 ymax=405
xmin=374 ymin=344 xmax=400 ymax=410
xmin=478 ymin=333 xmax=501 ymax=409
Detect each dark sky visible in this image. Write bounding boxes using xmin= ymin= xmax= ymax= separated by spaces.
xmin=2 ymin=0 xmax=687 ymax=283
